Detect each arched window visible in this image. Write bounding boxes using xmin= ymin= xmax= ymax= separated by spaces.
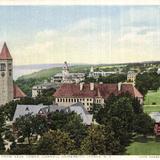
xmin=0 ymin=63 xmax=6 ymax=71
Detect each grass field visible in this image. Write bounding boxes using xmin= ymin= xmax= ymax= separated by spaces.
xmin=126 ymin=136 xmax=160 ymax=155
xmin=144 ymin=90 xmax=160 ymax=105
xmin=143 ymin=90 xmax=160 ymax=114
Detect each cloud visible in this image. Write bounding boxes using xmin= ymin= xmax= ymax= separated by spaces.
xmin=3 ymin=6 xmax=160 ymax=65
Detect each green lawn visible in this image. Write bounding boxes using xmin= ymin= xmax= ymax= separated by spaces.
xmin=144 ymin=105 xmax=160 ymax=114
xmin=144 ymin=90 xmax=160 ymax=105
xmin=126 ymin=136 xmax=160 ymax=155
xmin=143 ymin=90 xmax=160 ymax=114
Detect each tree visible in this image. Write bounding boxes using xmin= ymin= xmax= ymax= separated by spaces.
xmin=80 ymin=124 xmax=106 ymax=155
xmin=0 ymin=134 xmax=5 ymax=154
xmin=91 ymin=103 xmax=103 ymax=120
xmin=14 ymin=114 xmax=35 ymax=145
xmin=35 ymin=130 xmax=75 ymax=155
xmin=95 ymin=94 xmax=134 ymax=153
xmin=2 ymin=101 xmax=17 ymax=121
xmin=14 ymin=114 xmax=49 ymax=145
xmin=132 ymin=98 xmax=143 ymax=114
xmin=0 ymin=107 xmax=5 ymax=133
xmin=133 ymin=113 xmax=155 ymax=137
xmin=135 ymin=71 xmax=160 ymax=96
xmin=47 ymin=111 xmax=87 ymax=148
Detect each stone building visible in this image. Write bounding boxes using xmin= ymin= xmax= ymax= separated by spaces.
xmin=89 ymin=66 xmax=116 ymax=78
xmin=0 ymin=42 xmax=26 ymax=106
xmin=51 ymin=61 xmax=85 ymax=84
xmin=53 ymin=82 xmax=143 ymax=111
xmin=127 ymin=71 xmax=137 ymax=83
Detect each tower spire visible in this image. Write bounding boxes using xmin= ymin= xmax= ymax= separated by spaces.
xmin=0 ymin=42 xmax=12 ymax=60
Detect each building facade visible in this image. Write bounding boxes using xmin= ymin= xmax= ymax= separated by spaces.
xmin=32 ymin=81 xmax=58 ymax=98
xmin=53 ymin=82 xmax=143 ymax=111
xmin=51 ymin=61 xmax=85 ymax=84
xmin=127 ymin=71 xmax=137 ymax=83
xmin=0 ymin=42 xmax=26 ymax=106
xmin=89 ymin=66 xmax=116 ymax=78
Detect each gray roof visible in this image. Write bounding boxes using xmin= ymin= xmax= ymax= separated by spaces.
xmin=13 ymin=103 xmax=93 ymax=125
xmin=149 ymin=112 xmax=160 ymax=123
xmin=13 ymin=104 xmax=48 ymax=122
xmin=65 ymin=102 xmax=93 ymax=125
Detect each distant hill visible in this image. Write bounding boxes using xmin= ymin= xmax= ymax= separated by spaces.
xmin=18 ymin=64 xmax=91 ymax=80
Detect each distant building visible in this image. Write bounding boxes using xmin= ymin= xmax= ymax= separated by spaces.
xmin=51 ymin=61 xmax=85 ymax=84
xmin=13 ymin=102 xmax=93 ymax=125
xmin=127 ymin=71 xmax=137 ymax=83
xmin=32 ymin=81 xmax=58 ymax=98
xmin=157 ymin=68 xmax=160 ymax=75
xmin=53 ymin=82 xmax=143 ymax=111
xmin=89 ymin=66 xmax=116 ymax=78
xmin=149 ymin=112 xmax=160 ymax=136
xmin=0 ymin=42 xmax=26 ymax=106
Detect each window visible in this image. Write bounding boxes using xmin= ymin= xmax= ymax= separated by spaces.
xmin=9 ymin=70 xmax=12 ymax=76
xmin=0 ymin=63 xmax=6 ymax=71
xmin=25 ymin=107 xmax=29 ymax=111
xmin=69 ymin=99 xmax=70 ymax=102
xmin=8 ymin=63 xmax=12 ymax=69
xmin=74 ymin=99 xmax=76 ymax=102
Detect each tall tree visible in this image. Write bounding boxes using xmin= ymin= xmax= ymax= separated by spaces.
xmin=36 ymin=130 xmax=75 ymax=155
xmin=80 ymin=124 xmax=106 ymax=155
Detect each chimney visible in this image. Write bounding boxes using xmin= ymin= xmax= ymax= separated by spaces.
xmin=118 ymin=82 xmax=122 ymax=91
xmin=90 ymin=83 xmax=94 ymax=91
xmin=80 ymin=82 xmax=84 ymax=91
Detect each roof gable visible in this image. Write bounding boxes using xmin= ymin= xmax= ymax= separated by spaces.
xmin=13 ymin=84 xmax=26 ymax=98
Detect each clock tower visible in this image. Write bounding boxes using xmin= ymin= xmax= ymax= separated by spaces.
xmin=0 ymin=42 xmax=13 ymax=106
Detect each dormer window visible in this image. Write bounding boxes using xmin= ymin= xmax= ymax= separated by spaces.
xmin=25 ymin=107 xmax=29 ymax=111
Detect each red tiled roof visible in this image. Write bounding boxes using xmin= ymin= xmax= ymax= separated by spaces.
xmin=13 ymin=84 xmax=26 ymax=98
xmin=0 ymin=42 xmax=12 ymax=60
xmin=53 ymin=83 xmax=143 ymax=99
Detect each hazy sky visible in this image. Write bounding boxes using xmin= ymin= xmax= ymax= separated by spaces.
xmin=0 ymin=6 xmax=160 ymax=65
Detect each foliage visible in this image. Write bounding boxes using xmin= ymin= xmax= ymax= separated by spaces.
xmin=47 ymin=111 xmax=87 ymax=148
xmin=98 ymin=74 xmax=127 ymax=83
xmin=4 ymin=130 xmax=15 ymax=142
xmin=80 ymin=124 xmax=106 ymax=155
xmin=14 ymin=114 xmax=48 ymax=145
xmin=132 ymin=98 xmax=143 ymax=114
xmin=133 ymin=113 xmax=155 ymax=137
xmin=35 ymin=130 xmax=75 ymax=155
xmin=9 ymin=143 xmax=34 ymax=155
xmin=0 ymin=107 xmax=5 ymax=133
xmin=95 ymin=94 xmax=135 ymax=153
xmin=15 ymin=78 xmax=44 ymax=96
xmin=135 ymin=71 xmax=160 ymax=96
xmin=0 ymin=134 xmax=5 ymax=154
xmin=91 ymin=103 xmax=103 ymax=120
xmin=1 ymin=101 xmax=17 ymax=121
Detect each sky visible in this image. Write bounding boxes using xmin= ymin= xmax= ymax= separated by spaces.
xmin=0 ymin=5 xmax=160 ymax=66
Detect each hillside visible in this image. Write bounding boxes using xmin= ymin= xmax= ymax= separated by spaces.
xmin=18 ymin=65 xmax=91 ymax=80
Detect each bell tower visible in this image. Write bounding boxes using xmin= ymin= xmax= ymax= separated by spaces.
xmin=0 ymin=42 xmax=13 ymax=106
